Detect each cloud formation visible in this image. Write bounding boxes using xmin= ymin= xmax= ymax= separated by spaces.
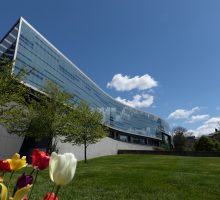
xmin=186 ymin=114 xmax=210 ymax=123
xmin=115 ymin=93 xmax=154 ymax=108
xmin=168 ymin=107 xmax=200 ymax=119
xmin=189 ymin=117 xmax=220 ymax=136
xmin=107 ymin=74 xmax=158 ymax=91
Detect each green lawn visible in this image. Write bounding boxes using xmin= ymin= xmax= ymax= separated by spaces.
xmin=7 ymin=155 xmax=220 ymax=199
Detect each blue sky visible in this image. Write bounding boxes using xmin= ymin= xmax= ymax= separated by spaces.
xmin=0 ymin=0 xmax=220 ymax=136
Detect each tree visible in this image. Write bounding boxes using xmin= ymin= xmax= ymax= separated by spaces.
xmin=194 ymin=136 xmax=220 ymax=151
xmin=0 ymin=59 xmax=81 ymax=154
xmin=0 ymin=58 xmax=31 ymax=132
xmin=63 ymin=102 xmax=107 ymax=163
xmin=4 ymin=80 xmax=78 ymax=153
xmin=0 ymin=58 xmax=25 ymax=105
xmin=172 ymin=126 xmax=187 ymax=151
xmin=26 ymin=81 xmax=78 ymax=153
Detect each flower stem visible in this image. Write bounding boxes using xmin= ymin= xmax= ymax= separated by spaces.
xmin=54 ymin=185 xmax=61 ymax=200
xmin=1 ymin=172 xmax=5 ymax=178
xmin=28 ymin=170 xmax=39 ymax=200
xmin=6 ymin=170 xmax=14 ymax=189
xmin=51 ymin=184 xmax=55 ymax=193
xmin=29 ymin=168 xmax=35 ymax=175
xmin=47 ymin=184 xmax=55 ymax=199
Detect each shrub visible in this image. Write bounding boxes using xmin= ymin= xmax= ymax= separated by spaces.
xmin=194 ymin=136 xmax=220 ymax=151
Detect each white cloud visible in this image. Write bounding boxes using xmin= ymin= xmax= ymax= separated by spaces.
xmin=186 ymin=114 xmax=210 ymax=123
xmin=107 ymin=74 xmax=158 ymax=91
xmin=115 ymin=93 xmax=154 ymax=108
xmin=191 ymin=117 xmax=220 ymax=137
xmin=168 ymin=107 xmax=200 ymax=119
xmin=206 ymin=117 xmax=220 ymax=124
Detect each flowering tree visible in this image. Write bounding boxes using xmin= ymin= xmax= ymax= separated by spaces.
xmin=0 ymin=58 xmax=31 ymax=131
xmin=4 ymin=80 xmax=78 ymax=154
xmin=0 ymin=58 xmax=26 ymax=106
xmin=25 ymin=81 xmax=74 ymax=153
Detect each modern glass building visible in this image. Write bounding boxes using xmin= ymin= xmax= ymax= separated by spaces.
xmin=0 ymin=17 xmax=171 ymax=148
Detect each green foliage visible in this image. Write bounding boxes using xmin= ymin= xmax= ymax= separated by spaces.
xmin=160 ymin=141 xmax=171 ymax=151
xmin=172 ymin=126 xmax=187 ymax=151
xmin=194 ymin=136 xmax=220 ymax=151
xmin=0 ymin=58 xmax=30 ymax=104
xmin=63 ymin=101 xmax=107 ymax=162
xmin=210 ymin=131 xmax=220 ymax=143
xmin=19 ymin=81 xmax=78 ymax=152
xmin=1 ymin=68 xmax=78 ymax=153
xmin=0 ymin=59 xmax=106 ymax=155
xmin=173 ymin=133 xmax=186 ymax=151
xmin=0 ymin=58 xmax=30 ymax=130
xmin=26 ymin=81 xmax=74 ymax=138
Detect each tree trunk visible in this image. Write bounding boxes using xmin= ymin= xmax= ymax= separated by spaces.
xmin=47 ymin=136 xmax=53 ymax=154
xmin=84 ymin=139 xmax=87 ymax=163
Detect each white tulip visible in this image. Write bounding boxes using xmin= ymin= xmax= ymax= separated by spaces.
xmin=49 ymin=152 xmax=77 ymax=186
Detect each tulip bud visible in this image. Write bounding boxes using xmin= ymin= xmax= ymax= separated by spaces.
xmin=16 ymin=173 xmax=33 ymax=189
xmin=42 ymin=192 xmax=58 ymax=200
xmin=32 ymin=149 xmax=50 ymax=170
xmin=49 ymin=152 xmax=77 ymax=186
xmin=0 ymin=160 xmax=11 ymax=172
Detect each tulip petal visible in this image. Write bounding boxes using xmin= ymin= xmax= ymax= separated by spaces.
xmin=32 ymin=149 xmax=50 ymax=170
xmin=13 ymin=184 xmax=32 ymax=200
xmin=53 ymin=154 xmax=67 ymax=185
xmin=7 ymin=153 xmax=27 ymax=171
xmin=0 ymin=160 xmax=11 ymax=172
xmin=49 ymin=152 xmax=77 ymax=186
xmin=0 ymin=183 xmax=8 ymax=200
xmin=17 ymin=173 xmax=33 ymax=189
xmin=49 ymin=152 xmax=58 ymax=182
xmin=42 ymin=192 xmax=58 ymax=200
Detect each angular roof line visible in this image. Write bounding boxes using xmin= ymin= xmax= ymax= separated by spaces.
xmin=0 ymin=18 xmax=20 ymax=45
xmin=18 ymin=17 xmax=167 ymax=122
xmin=19 ymin=17 xmax=119 ymax=103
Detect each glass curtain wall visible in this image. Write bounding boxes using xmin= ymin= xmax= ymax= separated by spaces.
xmin=1 ymin=18 xmax=170 ymax=142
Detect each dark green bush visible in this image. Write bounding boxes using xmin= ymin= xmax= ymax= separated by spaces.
xmin=194 ymin=136 xmax=220 ymax=151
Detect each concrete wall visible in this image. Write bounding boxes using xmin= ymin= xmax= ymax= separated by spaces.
xmin=118 ymin=150 xmax=220 ymax=157
xmin=0 ymin=124 xmax=154 ymax=161
xmin=0 ymin=125 xmax=24 ymax=159
xmin=57 ymin=137 xmax=154 ymax=161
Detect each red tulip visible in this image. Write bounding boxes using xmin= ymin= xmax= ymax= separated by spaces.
xmin=0 ymin=160 xmax=11 ymax=172
xmin=42 ymin=192 xmax=58 ymax=200
xmin=32 ymin=149 xmax=50 ymax=170
xmin=23 ymin=196 xmax=28 ymax=200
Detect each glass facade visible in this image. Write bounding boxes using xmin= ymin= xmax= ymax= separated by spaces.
xmin=0 ymin=20 xmax=20 ymax=61
xmin=0 ymin=17 xmax=170 ymax=145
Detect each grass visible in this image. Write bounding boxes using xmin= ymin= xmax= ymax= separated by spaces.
xmin=5 ymin=155 xmax=220 ymax=200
